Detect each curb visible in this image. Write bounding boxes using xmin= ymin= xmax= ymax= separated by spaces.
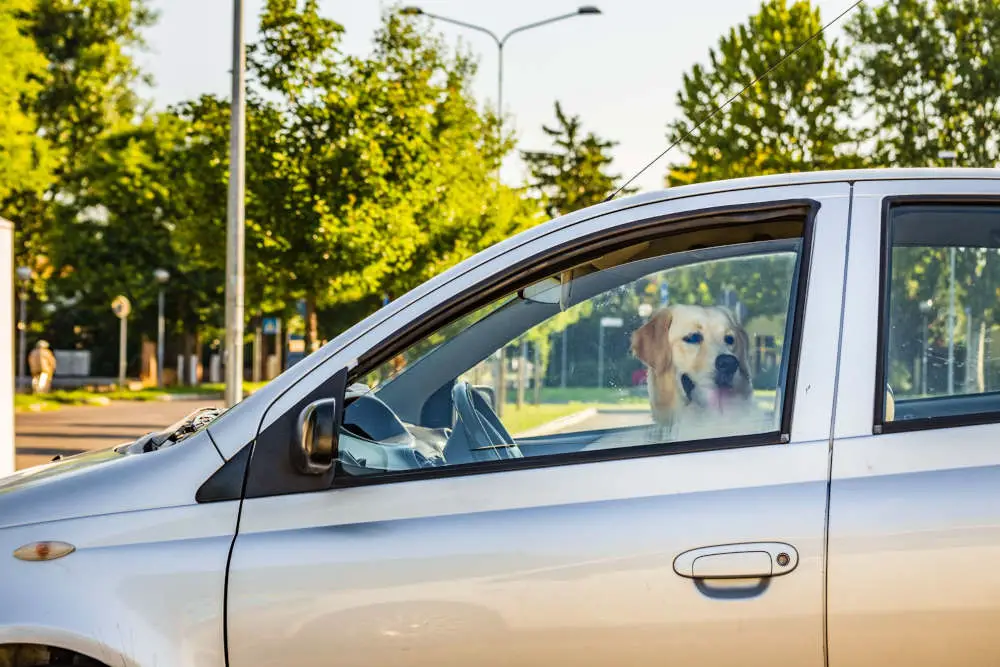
xmin=512 ymin=407 xmax=598 ymax=439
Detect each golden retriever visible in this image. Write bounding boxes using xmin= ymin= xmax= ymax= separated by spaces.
xmin=631 ymin=304 xmax=767 ymax=440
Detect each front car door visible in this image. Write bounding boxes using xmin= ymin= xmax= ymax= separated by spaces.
xmin=225 ymin=181 xmax=850 ymax=667
xmin=829 ymin=173 xmax=1000 ymax=666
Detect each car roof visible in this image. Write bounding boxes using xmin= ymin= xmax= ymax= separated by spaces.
xmin=607 ymin=167 xmax=1000 ymax=212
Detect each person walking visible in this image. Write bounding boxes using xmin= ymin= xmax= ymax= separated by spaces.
xmin=27 ymin=340 xmax=56 ymax=394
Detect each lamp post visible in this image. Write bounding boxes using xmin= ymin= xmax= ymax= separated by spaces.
xmin=400 ymin=6 xmax=601 ymax=179
xmin=224 ymin=0 xmax=247 ymax=407
xmin=919 ymin=298 xmax=933 ymax=396
xmin=154 ymin=268 xmax=170 ymax=387
xmin=15 ymin=266 xmax=31 ymax=391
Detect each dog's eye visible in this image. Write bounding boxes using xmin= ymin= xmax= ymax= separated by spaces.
xmin=683 ymin=332 xmax=703 ymax=344
xmin=725 ymin=334 xmax=735 ymax=345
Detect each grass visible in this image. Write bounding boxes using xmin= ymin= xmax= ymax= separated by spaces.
xmin=500 ymin=402 xmax=593 ymax=435
xmin=13 ymin=381 xmax=270 ymax=413
xmin=504 ymin=386 xmax=648 ymax=405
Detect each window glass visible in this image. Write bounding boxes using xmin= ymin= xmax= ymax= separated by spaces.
xmin=339 ymin=236 xmax=804 ymax=477
xmin=883 ymin=204 xmax=1000 ymax=424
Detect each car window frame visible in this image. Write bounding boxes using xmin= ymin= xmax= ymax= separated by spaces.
xmin=874 ymin=195 xmax=1000 ymax=435
xmin=329 ymin=199 xmax=818 ymax=489
xmin=196 ymin=198 xmax=821 ymax=503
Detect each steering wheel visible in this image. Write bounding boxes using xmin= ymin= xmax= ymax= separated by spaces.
xmin=450 ymin=381 xmax=519 ymax=459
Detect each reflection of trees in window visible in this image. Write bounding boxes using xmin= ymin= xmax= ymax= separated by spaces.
xmin=889 ymin=246 xmax=1000 ymax=397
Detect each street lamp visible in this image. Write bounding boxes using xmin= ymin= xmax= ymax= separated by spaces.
xmin=400 ymin=6 xmax=602 ymax=178
xmin=154 ymin=268 xmax=170 ymax=388
xmin=224 ymin=0 xmax=247 ymax=407
xmin=15 ymin=266 xmax=31 ymax=391
xmin=919 ymin=298 xmax=934 ymax=396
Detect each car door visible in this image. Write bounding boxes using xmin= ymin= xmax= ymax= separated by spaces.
xmin=225 ymin=182 xmax=850 ymax=667
xmin=828 ymin=175 xmax=1000 ymax=667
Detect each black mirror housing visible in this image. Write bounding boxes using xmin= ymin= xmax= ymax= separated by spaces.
xmin=292 ymin=398 xmax=339 ymax=474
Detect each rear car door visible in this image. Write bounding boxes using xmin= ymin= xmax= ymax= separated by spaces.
xmin=225 ymin=182 xmax=850 ymax=667
xmin=829 ymin=174 xmax=1000 ymax=667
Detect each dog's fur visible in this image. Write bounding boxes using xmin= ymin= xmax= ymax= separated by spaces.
xmin=631 ymin=304 xmax=771 ymax=440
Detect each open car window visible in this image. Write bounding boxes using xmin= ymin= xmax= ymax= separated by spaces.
xmin=337 ymin=221 xmax=808 ymax=479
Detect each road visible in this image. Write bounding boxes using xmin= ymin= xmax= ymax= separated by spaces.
xmin=15 ymin=398 xmax=224 ymax=470
xmin=13 ymin=401 xmax=652 ymax=471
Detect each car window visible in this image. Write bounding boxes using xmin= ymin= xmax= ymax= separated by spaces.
xmin=881 ymin=202 xmax=1000 ymax=426
xmin=338 ymin=231 xmax=806 ymax=478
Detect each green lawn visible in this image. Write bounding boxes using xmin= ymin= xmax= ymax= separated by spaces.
xmin=500 ymin=402 xmax=594 ymax=435
xmin=504 ymin=386 xmax=647 ymax=405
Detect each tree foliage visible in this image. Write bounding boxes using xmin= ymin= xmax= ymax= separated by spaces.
xmin=666 ymin=0 xmax=859 ymax=186
xmin=846 ymin=0 xmax=1000 ymax=167
xmin=0 ymin=0 xmax=53 ymax=203
xmin=522 ymin=101 xmax=632 ymax=219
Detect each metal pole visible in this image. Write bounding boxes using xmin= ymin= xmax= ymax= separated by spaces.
xmin=224 ymin=0 xmax=247 ymax=407
xmin=597 ymin=324 xmax=604 ymax=388
xmin=560 ymin=328 xmax=567 ymax=389
xmin=156 ymin=288 xmax=165 ymax=388
xmin=496 ymin=347 xmax=506 ymax=418
xmin=118 ymin=315 xmax=127 ymax=389
xmin=17 ymin=291 xmax=27 ymax=391
xmin=922 ymin=313 xmax=928 ymax=396
xmin=966 ymin=306 xmax=973 ymax=392
xmin=948 ymin=247 xmax=956 ymax=395
xmin=496 ymin=42 xmax=504 ymax=182
xmin=516 ymin=338 xmax=526 ymax=408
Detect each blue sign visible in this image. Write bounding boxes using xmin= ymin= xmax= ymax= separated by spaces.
xmin=381 ymin=294 xmax=391 ymax=306
xmin=262 ymin=317 xmax=280 ymax=335
xmin=659 ymin=282 xmax=670 ymax=305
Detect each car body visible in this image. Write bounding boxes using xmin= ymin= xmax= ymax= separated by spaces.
xmin=3 ymin=167 xmax=1000 ymax=666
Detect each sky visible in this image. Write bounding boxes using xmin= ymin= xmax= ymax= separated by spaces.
xmin=140 ymin=0 xmax=860 ymax=193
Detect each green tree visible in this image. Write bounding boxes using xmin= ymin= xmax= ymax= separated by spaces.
xmin=3 ymin=0 xmax=156 ymax=290
xmin=847 ymin=0 xmax=1000 ymax=168
xmin=665 ymin=0 xmax=859 ymax=186
xmin=522 ymin=101 xmax=632 ymax=219
xmin=0 ymin=0 xmax=53 ymax=203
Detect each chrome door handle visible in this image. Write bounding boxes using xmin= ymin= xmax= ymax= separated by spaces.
xmin=673 ymin=542 xmax=798 ymax=579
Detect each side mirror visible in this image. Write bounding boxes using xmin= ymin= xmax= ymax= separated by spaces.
xmin=292 ymin=397 xmax=339 ymax=475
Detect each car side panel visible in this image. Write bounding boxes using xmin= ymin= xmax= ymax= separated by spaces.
xmin=0 ymin=499 xmax=236 ymax=667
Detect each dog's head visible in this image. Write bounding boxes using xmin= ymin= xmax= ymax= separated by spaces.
xmin=631 ymin=304 xmax=753 ymax=423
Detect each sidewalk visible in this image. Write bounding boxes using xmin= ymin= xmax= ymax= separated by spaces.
xmin=14 ymin=398 xmax=225 ymax=470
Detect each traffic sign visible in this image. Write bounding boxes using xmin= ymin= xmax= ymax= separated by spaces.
xmin=659 ymin=282 xmax=670 ymax=305
xmin=262 ymin=317 xmax=280 ymax=335
xmin=111 ymin=295 xmax=131 ymax=319
xmin=600 ymin=317 xmax=624 ymax=328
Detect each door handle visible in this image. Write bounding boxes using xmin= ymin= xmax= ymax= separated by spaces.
xmin=673 ymin=542 xmax=798 ymax=579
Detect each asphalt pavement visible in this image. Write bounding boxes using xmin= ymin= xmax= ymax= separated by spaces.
xmin=14 ymin=398 xmax=224 ymax=470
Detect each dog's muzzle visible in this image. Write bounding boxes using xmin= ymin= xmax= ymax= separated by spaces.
xmin=714 ymin=354 xmax=740 ymax=388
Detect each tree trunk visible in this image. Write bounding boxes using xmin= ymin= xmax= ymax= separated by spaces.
xmin=305 ymin=295 xmax=319 ymax=354
xmin=977 ymin=320 xmax=986 ymax=393
xmin=533 ymin=344 xmax=542 ymax=405
xmin=516 ymin=339 xmax=526 ymax=409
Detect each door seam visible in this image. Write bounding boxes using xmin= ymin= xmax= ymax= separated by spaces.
xmin=822 ymin=183 xmax=855 ymax=667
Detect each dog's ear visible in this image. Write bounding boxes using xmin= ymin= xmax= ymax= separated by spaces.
xmin=631 ymin=307 xmax=673 ymax=372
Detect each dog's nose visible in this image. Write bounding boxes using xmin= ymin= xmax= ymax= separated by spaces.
xmin=715 ymin=354 xmax=740 ymax=386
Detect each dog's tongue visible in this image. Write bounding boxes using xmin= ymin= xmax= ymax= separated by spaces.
xmin=707 ymin=388 xmax=736 ymax=412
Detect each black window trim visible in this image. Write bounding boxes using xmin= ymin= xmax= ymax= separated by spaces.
xmin=216 ymin=198 xmax=820 ymax=501
xmin=874 ymin=195 xmax=1000 ymax=435
xmin=329 ymin=198 xmax=819 ymax=490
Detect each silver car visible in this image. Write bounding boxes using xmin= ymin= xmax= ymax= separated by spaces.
xmin=3 ymin=168 xmax=1000 ymax=667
